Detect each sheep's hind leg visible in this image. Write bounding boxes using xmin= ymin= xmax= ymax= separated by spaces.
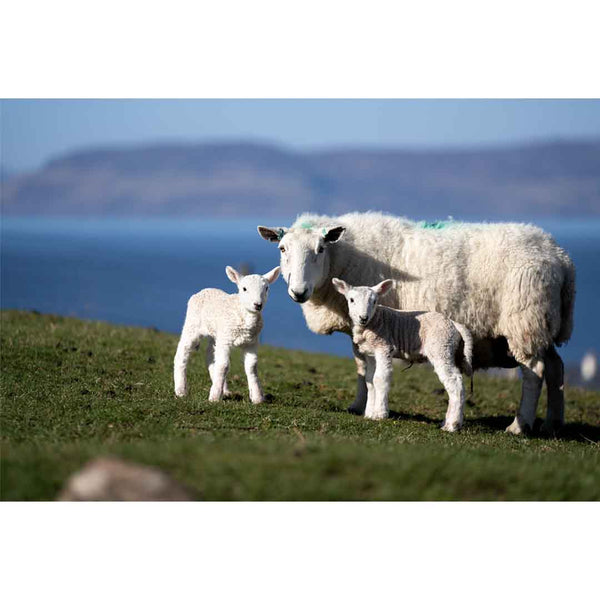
xmin=542 ymin=346 xmax=565 ymax=436
xmin=208 ymin=344 xmax=231 ymax=403
xmin=506 ymin=358 xmax=544 ymax=435
xmin=348 ymin=342 xmax=368 ymax=415
xmin=174 ymin=326 xmax=201 ymax=397
xmin=243 ymin=343 xmax=265 ymax=404
xmin=206 ymin=340 xmax=232 ymax=397
xmin=432 ymin=360 xmax=465 ymax=432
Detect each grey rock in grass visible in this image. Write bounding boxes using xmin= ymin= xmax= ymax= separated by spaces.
xmin=57 ymin=457 xmax=192 ymax=501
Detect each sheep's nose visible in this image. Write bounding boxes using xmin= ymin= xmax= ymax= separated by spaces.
xmin=254 ymin=302 xmax=263 ymax=311
xmin=290 ymin=288 xmax=309 ymax=303
xmin=359 ymin=316 xmax=368 ymax=325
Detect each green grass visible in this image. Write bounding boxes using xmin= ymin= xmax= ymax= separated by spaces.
xmin=2 ymin=310 xmax=599 ymax=500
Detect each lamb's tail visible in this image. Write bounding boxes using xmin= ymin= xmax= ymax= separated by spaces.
xmin=555 ymin=254 xmax=576 ymax=346
xmin=453 ymin=321 xmax=473 ymax=377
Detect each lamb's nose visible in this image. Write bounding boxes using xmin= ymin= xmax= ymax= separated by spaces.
xmin=359 ymin=316 xmax=368 ymax=324
xmin=254 ymin=302 xmax=263 ymax=311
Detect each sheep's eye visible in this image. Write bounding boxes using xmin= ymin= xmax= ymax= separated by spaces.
xmin=350 ymin=298 xmax=354 ymax=303
xmin=243 ymin=287 xmax=247 ymax=292
xmin=280 ymin=247 xmax=286 ymax=253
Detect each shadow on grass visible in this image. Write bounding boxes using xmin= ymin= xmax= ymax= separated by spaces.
xmin=376 ymin=409 xmax=600 ymax=443
xmin=388 ymin=410 xmax=439 ymax=425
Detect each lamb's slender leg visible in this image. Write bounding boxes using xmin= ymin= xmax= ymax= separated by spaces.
xmin=243 ymin=343 xmax=265 ymax=404
xmin=369 ymin=352 xmax=392 ymax=420
xmin=364 ymin=356 xmax=376 ymax=419
xmin=543 ymin=346 xmax=565 ymax=435
xmin=348 ymin=342 xmax=368 ymax=415
xmin=174 ymin=325 xmax=200 ymax=397
xmin=208 ymin=344 xmax=231 ymax=403
xmin=432 ymin=360 xmax=465 ymax=432
xmin=506 ymin=358 xmax=544 ymax=435
xmin=206 ymin=340 xmax=232 ymax=397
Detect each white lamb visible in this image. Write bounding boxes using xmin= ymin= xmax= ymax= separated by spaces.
xmin=174 ymin=265 xmax=281 ymax=404
xmin=332 ymin=277 xmax=474 ymax=430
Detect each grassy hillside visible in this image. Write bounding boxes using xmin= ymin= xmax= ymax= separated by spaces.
xmin=2 ymin=310 xmax=599 ymax=500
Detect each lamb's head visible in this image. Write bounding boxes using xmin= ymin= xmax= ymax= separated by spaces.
xmin=257 ymin=224 xmax=345 ymax=303
xmin=332 ymin=278 xmax=394 ymax=327
xmin=226 ymin=266 xmax=281 ymax=314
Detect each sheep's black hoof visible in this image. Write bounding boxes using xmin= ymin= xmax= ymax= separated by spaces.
xmin=347 ymin=403 xmax=366 ymax=416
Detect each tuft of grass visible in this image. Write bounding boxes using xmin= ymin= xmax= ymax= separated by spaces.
xmin=1 ymin=310 xmax=599 ymax=501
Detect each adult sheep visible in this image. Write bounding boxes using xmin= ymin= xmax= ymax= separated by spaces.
xmin=258 ymin=212 xmax=576 ymax=435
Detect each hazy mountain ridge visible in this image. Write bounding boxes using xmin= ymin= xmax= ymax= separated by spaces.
xmin=3 ymin=139 xmax=600 ymax=218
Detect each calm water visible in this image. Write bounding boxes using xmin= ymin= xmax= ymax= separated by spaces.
xmin=2 ymin=217 xmax=599 ymax=365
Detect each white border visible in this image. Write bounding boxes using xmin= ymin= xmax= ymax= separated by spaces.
xmin=2 ymin=1 xmax=600 ymax=97
xmin=1 ymin=502 xmax=598 ymax=599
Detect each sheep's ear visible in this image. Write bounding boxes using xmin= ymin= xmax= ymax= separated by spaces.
xmin=263 ymin=266 xmax=281 ymax=284
xmin=372 ymin=279 xmax=394 ymax=297
xmin=258 ymin=226 xmax=288 ymax=242
xmin=331 ymin=278 xmax=349 ymax=296
xmin=225 ymin=266 xmax=241 ymax=284
xmin=321 ymin=226 xmax=345 ymax=244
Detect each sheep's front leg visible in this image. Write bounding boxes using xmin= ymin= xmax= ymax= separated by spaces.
xmin=206 ymin=340 xmax=232 ymax=397
xmin=208 ymin=344 xmax=231 ymax=403
xmin=243 ymin=343 xmax=265 ymax=404
xmin=364 ymin=356 xmax=376 ymax=419
xmin=348 ymin=342 xmax=368 ymax=415
xmin=433 ymin=360 xmax=465 ymax=432
xmin=369 ymin=352 xmax=392 ymax=420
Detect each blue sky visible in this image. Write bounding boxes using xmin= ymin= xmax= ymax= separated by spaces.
xmin=2 ymin=99 xmax=600 ymax=171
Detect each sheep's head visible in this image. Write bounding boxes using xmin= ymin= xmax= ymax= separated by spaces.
xmin=257 ymin=224 xmax=345 ymax=303
xmin=332 ymin=278 xmax=394 ymax=327
xmin=226 ymin=266 xmax=280 ymax=314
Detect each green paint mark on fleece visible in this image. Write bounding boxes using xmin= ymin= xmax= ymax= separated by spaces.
xmin=419 ymin=219 xmax=456 ymax=230
xmin=300 ymin=222 xmax=314 ymax=230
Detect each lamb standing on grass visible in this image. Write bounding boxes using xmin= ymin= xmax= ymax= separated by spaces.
xmin=174 ymin=266 xmax=280 ymax=403
xmin=333 ymin=277 xmax=473 ymax=431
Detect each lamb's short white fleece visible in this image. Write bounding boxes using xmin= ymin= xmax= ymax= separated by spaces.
xmin=333 ymin=278 xmax=473 ymax=431
xmin=174 ymin=265 xmax=280 ymax=404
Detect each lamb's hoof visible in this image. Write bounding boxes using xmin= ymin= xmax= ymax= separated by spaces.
xmin=505 ymin=417 xmax=531 ymax=436
xmin=441 ymin=421 xmax=462 ymax=433
xmin=208 ymin=395 xmax=222 ymax=403
xmin=365 ymin=411 xmax=388 ymax=421
xmin=222 ymin=390 xmax=233 ymax=398
xmin=174 ymin=387 xmax=187 ymax=398
xmin=250 ymin=395 xmax=266 ymax=405
xmin=541 ymin=419 xmax=564 ymax=437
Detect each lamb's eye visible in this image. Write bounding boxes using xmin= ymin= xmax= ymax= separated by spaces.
xmin=280 ymin=247 xmax=286 ymax=253
xmin=243 ymin=287 xmax=247 ymax=292
xmin=350 ymin=298 xmax=354 ymax=303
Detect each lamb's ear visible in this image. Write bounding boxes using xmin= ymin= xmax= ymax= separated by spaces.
xmin=263 ymin=266 xmax=281 ymax=284
xmin=372 ymin=279 xmax=394 ymax=297
xmin=321 ymin=226 xmax=346 ymax=244
xmin=258 ymin=226 xmax=288 ymax=242
xmin=225 ymin=266 xmax=241 ymax=284
xmin=331 ymin=278 xmax=349 ymax=296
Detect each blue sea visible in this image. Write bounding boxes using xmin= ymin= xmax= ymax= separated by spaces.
xmin=2 ymin=217 xmax=599 ymax=366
